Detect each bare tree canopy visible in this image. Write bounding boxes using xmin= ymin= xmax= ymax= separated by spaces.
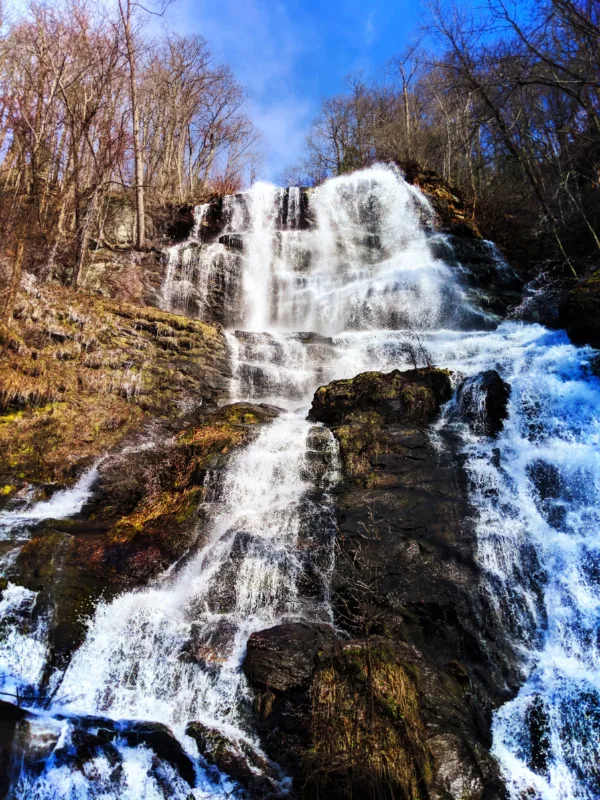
xmin=290 ymin=0 xmax=600 ymax=275
xmin=0 ymin=0 xmax=260 ymax=304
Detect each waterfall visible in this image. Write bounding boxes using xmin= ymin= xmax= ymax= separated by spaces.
xmin=54 ymin=415 xmax=338 ymax=728
xmin=160 ymin=165 xmax=485 ymax=334
xmin=1 ymin=165 xmax=599 ymax=798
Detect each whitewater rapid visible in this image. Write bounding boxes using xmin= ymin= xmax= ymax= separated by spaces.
xmin=0 ymin=165 xmax=598 ymax=799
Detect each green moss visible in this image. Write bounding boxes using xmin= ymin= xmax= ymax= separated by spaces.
xmin=0 ymin=484 xmax=16 ymax=496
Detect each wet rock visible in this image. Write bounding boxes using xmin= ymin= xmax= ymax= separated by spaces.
xmin=186 ymin=722 xmax=279 ymax=797
xmin=37 ymin=715 xmax=195 ymax=786
xmin=560 ymin=270 xmax=600 ymax=348
xmin=122 ymin=721 xmax=196 ymax=785
xmin=11 ymin=402 xmax=281 ymax=675
xmin=524 ymin=694 xmax=551 ymax=775
xmin=454 ymin=370 xmax=511 ymax=436
xmin=182 ymin=617 xmax=239 ymax=666
xmin=428 ymin=733 xmax=504 ymax=800
xmin=247 ymin=371 xmax=516 ymax=798
xmin=219 ymin=233 xmax=245 ymax=250
xmin=428 ymin=234 xmax=523 ymax=320
xmin=0 ymin=701 xmax=29 ymax=797
xmin=510 ymin=270 xmax=571 ymax=328
xmin=244 ymin=622 xmax=338 ymax=693
xmin=204 ymin=531 xmax=264 ymax=613
xmin=294 ymin=332 xmax=333 ymax=346
xmin=308 ymin=368 xmax=452 ymax=427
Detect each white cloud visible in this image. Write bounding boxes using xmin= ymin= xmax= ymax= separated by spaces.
xmin=170 ymin=0 xmax=319 ymax=181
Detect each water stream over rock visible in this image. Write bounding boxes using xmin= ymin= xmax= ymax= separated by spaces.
xmin=1 ymin=165 xmax=598 ymax=798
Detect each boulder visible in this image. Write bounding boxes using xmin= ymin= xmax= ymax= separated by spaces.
xmin=560 ymin=270 xmax=600 ymax=348
xmin=453 ymin=370 xmax=511 ymax=436
xmin=307 ymin=368 xmax=452 ymax=427
xmin=244 ymin=622 xmax=338 ymax=693
xmin=186 ymin=722 xmax=279 ymax=797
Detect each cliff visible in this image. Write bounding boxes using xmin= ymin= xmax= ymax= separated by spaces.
xmin=0 ymin=280 xmax=229 ymax=493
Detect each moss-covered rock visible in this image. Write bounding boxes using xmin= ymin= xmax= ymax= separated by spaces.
xmin=307 ymin=368 xmax=452 ymax=427
xmin=306 ymin=639 xmax=433 ymax=800
xmin=0 ymin=282 xmax=230 ymax=486
xmin=560 ymin=269 xmax=600 ymax=348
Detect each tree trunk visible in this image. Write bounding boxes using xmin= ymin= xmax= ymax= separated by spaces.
xmin=120 ymin=0 xmax=145 ymax=249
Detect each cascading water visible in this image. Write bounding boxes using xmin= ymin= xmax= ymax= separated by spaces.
xmin=1 ymin=164 xmax=599 ymax=798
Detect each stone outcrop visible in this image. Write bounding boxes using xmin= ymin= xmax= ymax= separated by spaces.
xmin=308 ymin=368 xmax=452 ymax=427
xmin=10 ymin=403 xmax=280 ymax=674
xmin=244 ymin=369 xmax=516 ymax=799
xmin=0 ymin=280 xmax=229 ymax=490
xmin=559 ymin=269 xmax=600 ymax=348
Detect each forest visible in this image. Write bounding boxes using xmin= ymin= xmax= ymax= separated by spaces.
xmin=0 ymin=0 xmax=259 ymax=319
xmin=289 ymin=0 xmax=600 ymax=277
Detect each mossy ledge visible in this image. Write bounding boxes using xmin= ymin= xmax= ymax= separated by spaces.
xmin=12 ymin=402 xmax=280 ymax=674
xmin=0 ymin=281 xmax=230 ymax=486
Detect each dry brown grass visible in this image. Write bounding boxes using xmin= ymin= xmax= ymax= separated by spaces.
xmin=305 ymin=641 xmax=433 ymax=800
xmin=0 ymin=280 xmax=229 ymax=485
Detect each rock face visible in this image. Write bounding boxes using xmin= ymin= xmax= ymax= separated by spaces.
xmin=0 ymin=281 xmax=229 ymax=487
xmin=80 ymin=248 xmax=165 ymax=307
xmin=10 ymin=403 xmax=280 ymax=674
xmin=244 ymin=369 xmax=516 ymax=799
xmin=560 ymin=270 xmax=600 ymax=348
xmin=308 ymin=368 xmax=452 ymax=427
xmin=453 ymin=370 xmax=511 ymax=437
xmin=429 ymin=234 xmax=523 ymax=321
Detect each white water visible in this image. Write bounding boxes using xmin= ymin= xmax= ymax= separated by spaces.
xmin=2 ymin=166 xmax=599 ymax=798
xmin=0 ymin=463 xmax=101 ymax=704
xmin=161 ymin=165 xmax=487 ymax=333
xmin=55 ymin=415 xmax=338 ymax=729
xmin=0 ymin=462 xmax=100 ymax=538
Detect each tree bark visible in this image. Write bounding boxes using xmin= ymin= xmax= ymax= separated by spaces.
xmin=119 ymin=0 xmax=145 ymax=249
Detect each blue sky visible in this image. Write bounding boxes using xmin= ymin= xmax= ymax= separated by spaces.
xmin=169 ymin=0 xmax=423 ymax=182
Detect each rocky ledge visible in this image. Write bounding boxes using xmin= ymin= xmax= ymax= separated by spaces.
xmin=0 ymin=281 xmax=229 ymax=494
xmin=245 ymin=368 xmax=517 ymax=799
xmin=7 ymin=402 xmax=280 ymax=676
